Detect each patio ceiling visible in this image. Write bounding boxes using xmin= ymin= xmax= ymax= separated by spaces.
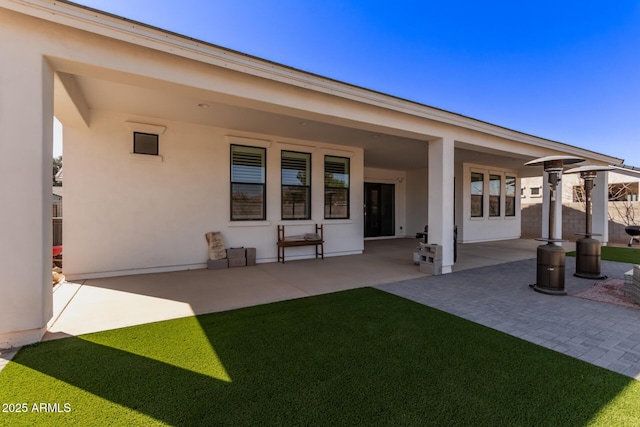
xmin=55 ymin=69 xmax=557 ymax=175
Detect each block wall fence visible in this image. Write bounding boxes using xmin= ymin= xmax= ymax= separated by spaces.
xmin=521 ymin=202 xmax=640 ymax=244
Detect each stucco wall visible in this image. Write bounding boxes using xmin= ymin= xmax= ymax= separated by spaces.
xmin=64 ymin=110 xmax=364 ymax=279
xmin=460 ymin=163 xmax=521 ymax=243
xmin=0 ymin=7 xmax=55 ymax=346
xmin=405 ymin=168 xmax=429 ymax=237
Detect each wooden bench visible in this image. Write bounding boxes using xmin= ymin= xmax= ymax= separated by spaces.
xmin=277 ymin=224 xmax=324 ymax=263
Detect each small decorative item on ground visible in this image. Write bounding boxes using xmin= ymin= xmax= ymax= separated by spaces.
xmin=205 ymin=231 xmax=226 ymax=260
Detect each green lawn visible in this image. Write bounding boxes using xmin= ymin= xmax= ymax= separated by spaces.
xmin=1 ymin=288 xmax=639 ymax=426
xmin=567 ymin=245 xmax=640 ymax=263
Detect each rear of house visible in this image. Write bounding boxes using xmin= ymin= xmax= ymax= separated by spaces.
xmin=0 ymin=0 xmax=624 ymax=348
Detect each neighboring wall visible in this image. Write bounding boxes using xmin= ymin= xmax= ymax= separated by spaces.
xmin=64 ymin=110 xmax=365 ymax=279
xmin=521 ymin=202 xmax=640 ymax=244
xmin=522 ymin=173 xmax=640 ymax=204
xmin=521 ymin=172 xmax=639 ymax=244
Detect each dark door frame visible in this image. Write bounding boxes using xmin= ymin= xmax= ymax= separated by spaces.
xmin=364 ymin=182 xmax=395 ymax=238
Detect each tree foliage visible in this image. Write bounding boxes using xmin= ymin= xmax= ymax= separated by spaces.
xmin=53 ymin=155 xmax=62 ymax=185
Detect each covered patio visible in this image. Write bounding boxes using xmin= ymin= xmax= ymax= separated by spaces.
xmin=46 ymin=238 xmax=565 ymax=339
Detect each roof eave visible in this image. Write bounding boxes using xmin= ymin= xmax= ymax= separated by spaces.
xmin=2 ymin=0 xmax=624 ymax=164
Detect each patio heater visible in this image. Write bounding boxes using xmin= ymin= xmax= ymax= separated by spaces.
xmin=566 ymin=165 xmax=613 ymax=279
xmin=525 ymin=155 xmax=584 ymax=295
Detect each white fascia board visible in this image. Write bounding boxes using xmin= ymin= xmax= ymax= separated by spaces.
xmin=2 ymin=0 xmax=625 ymax=165
xmin=609 ymin=165 xmax=640 ymax=178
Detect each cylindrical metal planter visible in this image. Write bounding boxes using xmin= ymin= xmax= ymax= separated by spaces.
xmin=574 ymin=237 xmax=604 ymax=279
xmin=534 ymin=243 xmax=566 ymax=295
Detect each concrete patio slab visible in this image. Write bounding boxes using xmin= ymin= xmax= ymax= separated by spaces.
xmin=45 ymin=238 xmax=542 ymax=339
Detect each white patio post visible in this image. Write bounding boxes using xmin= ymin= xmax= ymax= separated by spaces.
xmin=592 ymin=170 xmax=609 ymax=244
xmin=542 ymin=172 xmax=564 ymax=244
xmin=428 ymin=136 xmax=455 ymax=273
xmin=0 ymin=48 xmax=54 ymax=347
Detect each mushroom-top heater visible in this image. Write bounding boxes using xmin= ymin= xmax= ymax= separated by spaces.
xmin=525 ymin=156 xmax=584 ymax=295
xmin=566 ymin=165 xmax=613 ymax=279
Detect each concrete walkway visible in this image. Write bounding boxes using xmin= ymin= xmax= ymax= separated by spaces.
xmin=377 ymin=257 xmax=640 ymax=380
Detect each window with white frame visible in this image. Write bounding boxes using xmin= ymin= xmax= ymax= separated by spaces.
xmin=489 ymin=175 xmax=501 ymax=217
xmin=281 ymin=150 xmax=311 ymax=220
xmin=609 ymin=182 xmax=639 ymax=201
xmin=324 ymin=155 xmax=350 ymax=219
xmin=230 ymin=145 xmax=266 ymax=221
xmin=575 ymin=182 xmax=639 ymax=202
xmin=470 ymin=172 xmax=484 ymax=218
xmin=505 ymin=176 xmax=516 ymax=216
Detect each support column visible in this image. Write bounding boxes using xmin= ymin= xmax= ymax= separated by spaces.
xmin=592 ymin=171 xmax=609 ymax=244
xmin=0 ymin=46 xmax=54 ymax=347
xmin=428 ymin=137 xmax=455 ymax=273
xmin=541 ymin=172 xmax=564 ymax=244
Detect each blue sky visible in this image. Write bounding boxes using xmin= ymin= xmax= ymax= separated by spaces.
xmin=59 ymin=0 xmax=640 ymax=165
